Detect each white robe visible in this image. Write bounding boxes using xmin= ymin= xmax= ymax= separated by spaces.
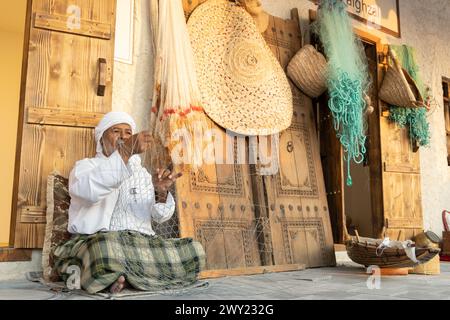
xmin=68 ymin=150 xmax=175 ymax=235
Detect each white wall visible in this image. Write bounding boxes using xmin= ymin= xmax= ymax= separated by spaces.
xmin=112 ymin=0 xmax=450 ymax=237
xmin=112 ymin=0 xmax=154 ymax=132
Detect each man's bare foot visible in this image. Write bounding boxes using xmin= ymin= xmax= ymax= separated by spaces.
xmin=110 ymin=275 xmax=127 ymax=294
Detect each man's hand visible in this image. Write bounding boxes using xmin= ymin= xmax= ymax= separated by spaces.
xmin=153 ymin=166 xmax=183 ymax=203
xmin=117 ymin=131 xmax=154 ymax=163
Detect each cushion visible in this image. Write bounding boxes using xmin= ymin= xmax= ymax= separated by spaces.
xmin=42 ymin=172 xmax=72 ymax=282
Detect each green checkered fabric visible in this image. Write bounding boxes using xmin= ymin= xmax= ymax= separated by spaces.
xmin=52 ymin=231 xmax=206 ymax=294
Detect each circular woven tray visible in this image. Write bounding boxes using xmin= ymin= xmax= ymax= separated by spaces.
xmin=188 ymin=0 xmax=293 ymax=136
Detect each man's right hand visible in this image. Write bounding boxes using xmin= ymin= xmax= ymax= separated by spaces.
xmin=117 ymin=131 xmax=154 ymax=163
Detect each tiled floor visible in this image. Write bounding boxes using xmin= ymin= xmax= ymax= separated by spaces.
xmin=1 ymin=262 xmax=450 ymax=300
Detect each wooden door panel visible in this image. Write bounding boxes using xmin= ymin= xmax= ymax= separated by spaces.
xmin=27 ymin=2 xmax=115 ymax=112
xmin=319 ymin=98 xmax=345 ymax=243
xmin=14 ymin=0 xmax=116 ymax=248
xmin=264 ymin=16 xmax=280 ymax=60
xmin=277 ymin=100 xmax=319 ymax=198
xmin=261 ymin=10 xmax=335 ymax=268
xmin=381 ymin=118 xmax=420 ymax=170
xmin=176 ymin=118 xmax=261 ymax=271
xmin=198 ymin=226 xmax=227 ymax=270
xmin=380 ymin=115 xmax=423 ymax=240
xmin=264 ymin=90 xmax=335 ymax=268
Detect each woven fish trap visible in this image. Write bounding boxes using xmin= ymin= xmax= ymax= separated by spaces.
xmin=379 ymin=48 xmax=425 ymax=108
xmin=287 ymin=44 xmax=327 ymax=98
xmin=187 ymin=0 xmax=293 ymax=136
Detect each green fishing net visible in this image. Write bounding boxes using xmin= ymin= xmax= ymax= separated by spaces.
xmin=315 ymin=0 xmax=370 ymax=186
xmin=388 ymin=45 xmax=430 ymax=147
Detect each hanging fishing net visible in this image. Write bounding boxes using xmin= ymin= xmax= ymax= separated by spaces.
xmin=388 ymin=45 xmax=431 ymax=147
xmin=150 ymin=0 xmax=208 ymax=169
xmin=314 ymin=0 xmax=371 ymax=186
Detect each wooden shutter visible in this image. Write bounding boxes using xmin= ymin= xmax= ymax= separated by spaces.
xmin=380 ymin=115 xmax=423 ymax=239
xmin=12 ymin=0 xmax=116 ymax=248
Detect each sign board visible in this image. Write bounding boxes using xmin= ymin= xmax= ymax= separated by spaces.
xmin=310 ymin=0 xmax=401 ymax=38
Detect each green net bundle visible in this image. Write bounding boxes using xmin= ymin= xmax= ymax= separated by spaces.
xmin=388 ymin=45 xmax=430 ymax=147
xmin=315 ymin=0 xmax=370 ymax=186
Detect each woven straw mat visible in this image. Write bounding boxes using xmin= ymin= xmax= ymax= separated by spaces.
xmin=187 ymin=0 xmax=293 ymax=136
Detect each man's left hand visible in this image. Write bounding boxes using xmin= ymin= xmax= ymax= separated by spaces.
xmin=153 ymin=167 xmax=183 ymax=203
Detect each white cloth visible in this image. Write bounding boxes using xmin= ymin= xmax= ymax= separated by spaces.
xmin=68 ymin=151 xmax=175 ymax=235
xmin=94 ymin=111 xmax=137 ymax=155
xmin=376 ymin=237 xmax=418 ymax=263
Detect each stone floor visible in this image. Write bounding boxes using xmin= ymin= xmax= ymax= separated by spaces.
xmin=1 ymin=262 xmax=450 ymax=300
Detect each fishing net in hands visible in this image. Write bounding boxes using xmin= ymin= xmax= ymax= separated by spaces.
xmin=314 ymin=0 xmax=370 ymax=186
xmin=88 ymin=135 xmax=204 ymax=294
xmin=150 ymin=0 xmax=208 ymax=169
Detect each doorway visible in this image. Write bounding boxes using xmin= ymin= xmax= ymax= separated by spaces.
xmin=316 ymin=33 xmax=383 ymax=244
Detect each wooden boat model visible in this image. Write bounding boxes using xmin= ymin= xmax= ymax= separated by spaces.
xmin=345 ymin=229 xmax=440 ymax=269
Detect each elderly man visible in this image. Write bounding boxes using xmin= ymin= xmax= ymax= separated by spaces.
xmin=53 ymin=111 xmax=205 ymax=294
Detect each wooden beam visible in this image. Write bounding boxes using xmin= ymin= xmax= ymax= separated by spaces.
xmin=19 ymin=206 xmax=46 ymax=224
xmin=0 ymin=248 xmax=33 ymax=262
xmin=199 ymin=264 xmax=306 ymax=280
xmin=386 ymin=218 xmax=423 ymax=229
xmin=380 ymin=268 xmax=409 ymax=276
xmin=383 ymin=163 xmax=420 ymax=174
xmin=33 ymin=12 xmax=111 ymax=40
xmin=27 ymin=107 xmax=104 ymax=128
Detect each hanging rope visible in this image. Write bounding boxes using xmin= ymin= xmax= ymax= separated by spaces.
xmin=315 ymin=0 xmax=370 ymax=186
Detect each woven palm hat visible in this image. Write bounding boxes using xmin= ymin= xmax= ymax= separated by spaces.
xmin=187 ymin=0 xmax=293 ymax=136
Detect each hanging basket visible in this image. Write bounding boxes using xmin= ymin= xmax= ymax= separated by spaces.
xmin=287 ymin=44 xmax=327 ymax=98
xmin=379 ymin=48 xmax=425 ymax=108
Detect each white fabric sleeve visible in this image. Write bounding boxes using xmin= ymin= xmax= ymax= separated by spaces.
xmin=69 ymin=151 xmax=132 ymax=204
xmin=151 ymin=192 xmax=176 ymax=224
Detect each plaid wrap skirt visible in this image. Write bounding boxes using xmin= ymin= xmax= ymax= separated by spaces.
xmin=52 ymin=230 xmax=206 ymax=294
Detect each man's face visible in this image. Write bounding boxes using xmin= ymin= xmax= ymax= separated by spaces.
xmin=101 ymin=123 xmax=132 ymax=156
xmin=241 ymin=0 xmax=263 ymax=15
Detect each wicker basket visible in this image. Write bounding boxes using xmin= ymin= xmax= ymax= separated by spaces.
xmin=287 ymin=44 xmax=327 ymax=98
xmin=379 ymin=48 xmax=425 ymax=108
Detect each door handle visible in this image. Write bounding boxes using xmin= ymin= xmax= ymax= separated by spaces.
xmin=97 ymin=58 xmax=107 ymax=96
xmin=287 ymin=141 xmax=294 ymax=153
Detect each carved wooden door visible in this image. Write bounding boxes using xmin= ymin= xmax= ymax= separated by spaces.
xmin=262 ymin=10 xmax=335 ymax=268
xmin=175 ymin=118 xmax=262 ymax=271
xmin=13 ymin=0 xmax=116 ymax=248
